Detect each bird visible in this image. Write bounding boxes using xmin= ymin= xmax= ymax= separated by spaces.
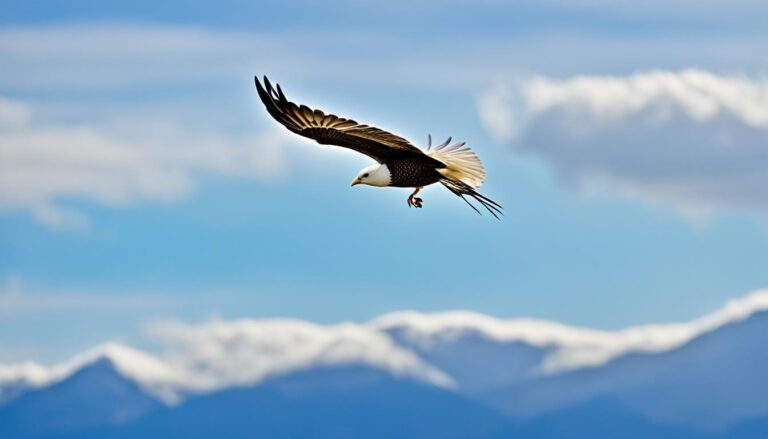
xmin=253 ymin=76 xmax=502 ymax=218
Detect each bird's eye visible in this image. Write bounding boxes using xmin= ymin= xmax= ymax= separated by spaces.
xmin=363 ymin=173 xmax=369 ymax=178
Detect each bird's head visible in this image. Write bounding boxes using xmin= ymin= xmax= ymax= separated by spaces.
xmin=351 ymin=164 xmax=391 ymax=187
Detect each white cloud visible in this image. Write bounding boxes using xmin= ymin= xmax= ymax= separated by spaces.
xmin=0 ymin=97 xmax=285 ymax=228
xmin=478 ymin=70 xmax=768 ymax=216
xmin=0 ymin=24 xmax=415 ymax=91
xmin=2 ymin=23 xmax=767 ymax=94
xmin=0 ymin=318 xmax=453 ymax=405
xmin=0 ymin=24 xmax=268 ymax=89
xmin=521 ymin=70 xmax=768 ymax=128
xmin=0 ymin=343 xmax=185 ymax=404
xmin=2 ymin=289 xmax=767 ymax=403
xmin=145 ymin=318 xmax=453 ymax=392
xmin=0 ymin=361 xmax=48 ymax=387
xmin=0 ymin=98 xmax=31 ymax=127
xmin=371 ymin=288 xmax=768 ymax=373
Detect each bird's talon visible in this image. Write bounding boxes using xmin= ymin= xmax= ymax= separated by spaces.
xmin=407 ymin=195 xmax=423 ymax=208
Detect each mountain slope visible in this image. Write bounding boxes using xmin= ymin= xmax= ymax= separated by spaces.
xmin=719 ymin=415 xmax=768 ymax=439
xmin=0 ymin=358 xmax=162 ymax=438
xmin=483 ymin=310 xmax=768 ymax=431
xmin=2 ymin=291 xmax=768 ymax=438
xmin=75 ymin=366 xmax=508 ymax=439
xmin=487 ymin=397 xmax=707 ymax=439
xmin=382 ymin=324 xmax=552 ymax=392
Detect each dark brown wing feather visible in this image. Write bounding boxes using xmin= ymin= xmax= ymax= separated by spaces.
xmin=255 ymin=76 xmax=443 ymax=165
xmin=440 ymin=178 xmax=503 ymax=219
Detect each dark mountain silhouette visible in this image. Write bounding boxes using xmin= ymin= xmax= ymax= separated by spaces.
xmin=0 ymin=358 xmax=161 ymax=438
xmin=72 ymin=366 xmax=508 ymax=439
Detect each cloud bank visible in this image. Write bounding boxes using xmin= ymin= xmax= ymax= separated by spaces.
xmin=3 ymin=24 xmax=767 ymax=93
xmin=0 ymin=319 xmax=453 ymax=404
xmin=373 ymin=289 xmax=768 ymax=373
xmin=145 ymin=318 xmax=454 ymax=392
xmin=2 ymin=288 xmax=766 ymax=404
xmin=478 ymin=70 xmax=768 ymax=216
xmin=3 ymin=25 xmax=767 ymax=225
xmin=0 ymin=96 xmax=285 ymax=228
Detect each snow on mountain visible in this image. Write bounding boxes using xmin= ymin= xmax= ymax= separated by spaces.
xmin=1 ymin=288 xmax=767 ymax=435
xmin=0 ymin=362 xmax=49 ymax=387
xmin=145 ymin=318 xmax=453 ymax=391
xmin=0 ymin=343 xmax=183 ymax=404
xmin=64 ymin=343 xmax=187 ymax=403
xmin=614 ymin=310 xmax=768 ymax=430
xmin=0 ymin=356 xmax=162 ymax=438
xmin=371 ymin=289 xmax=768 ymax=376
xmin=482 ymin=309 xmax=768 ymax=431
xmin=0 ymin=361 xmax=49 ymax=401
xmin=1 ymin=319 xmax=453 ymax=407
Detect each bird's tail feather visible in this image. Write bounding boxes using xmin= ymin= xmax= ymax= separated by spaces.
xmin=440 ymin=178 xmax=503 ymax=219
xmin=425 ymin=134 xmax=485 ymax=189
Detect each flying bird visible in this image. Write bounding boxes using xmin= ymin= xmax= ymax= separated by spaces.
xmin=254 ymin=76 xmax=502 ymax=218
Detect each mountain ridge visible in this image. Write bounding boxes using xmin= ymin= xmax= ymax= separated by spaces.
xmin=2 ymin=290 xmax=767 ymax=437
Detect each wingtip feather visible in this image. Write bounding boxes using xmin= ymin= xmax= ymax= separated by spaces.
xmin=439 ymin=178 xmax=503 ymax=220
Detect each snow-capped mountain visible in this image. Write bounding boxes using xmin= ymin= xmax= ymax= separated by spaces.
xmin=81 ymin=366 xmax=508 ymax=439
xmin=0 ymin=343 xmax=184 ymax=405
xmin=0 ymin=320 xmax=453 ymax=408
xmin=481 ymin=308 xmax=768 ymax=430
xmin=372 ymin=289 xmax=768 ymax=379
xmin=1 ymin=289 xmax=767 ymax=438
xmin=0 ymin=362 xmax=48 ymax=404
xmin=0 ymin=356 xmax=162 ymax=438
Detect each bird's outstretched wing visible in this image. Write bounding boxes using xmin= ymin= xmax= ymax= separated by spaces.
xmin=255 ymin=76 xmax=443 ymax=165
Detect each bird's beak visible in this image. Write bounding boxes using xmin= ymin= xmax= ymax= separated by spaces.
xmin=351 ymin=178 xmax=361 ymax=187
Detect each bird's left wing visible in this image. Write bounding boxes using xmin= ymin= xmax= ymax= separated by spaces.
xmin=255 ymin=76 xmax=442 ymax=165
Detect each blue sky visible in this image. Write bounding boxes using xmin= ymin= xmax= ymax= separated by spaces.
xmin=1 ymin=0 xmax=767 ymax=362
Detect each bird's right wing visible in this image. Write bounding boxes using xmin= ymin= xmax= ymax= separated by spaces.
xmin=255 ymin=76 xmax=442 ymax=165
